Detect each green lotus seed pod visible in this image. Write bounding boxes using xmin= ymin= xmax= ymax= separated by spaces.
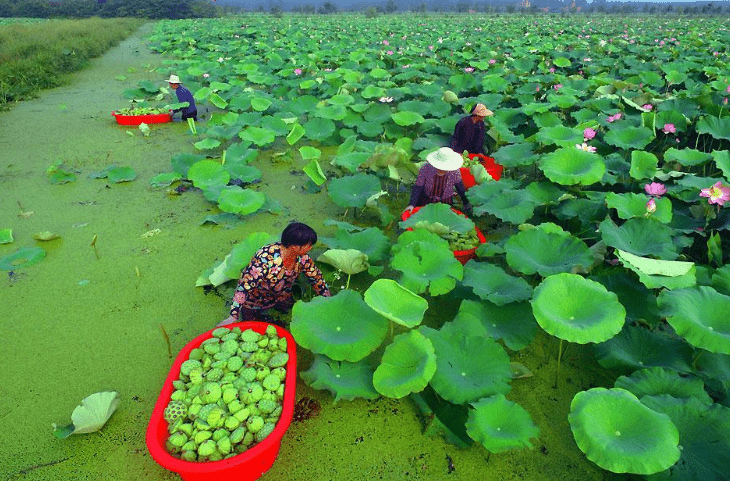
xmin=201 ymin=355 xmax=212 ymax=370
xmin=246 ymin=416 xmax=264 ymax=433
xmin=257 ymin=337 xmax=269 ymax=349
xmin=194 ymin=418 xmax=212 ymax=432
xmin=213 ymin=352 xmax=231 ymax=362
xmin=278 ymin=337 xmax=287 ymax=351
xmin=212 ymin=327 xmax=230 ymax=338
xmin=247 ymin=404 xmax=260 ymax=417
xmin=242 ymin=431 xmax=255 ymax=446
xmin=203 ymin=342 xmax=221 ymax=355
xmin=224 ymin=416 xmax=241 ymax=431
xmin=166 ymin=440 xmax=180 ymax=454
xmin=181 ymin=450 xmax=197 ymax=462
xmin=267 ymin=353 xmax=289 ymax=368
xmin=240 ymin=367 xmax=257 ymax=383
xmin=234 ymin=443 xmax=249 ymax=454
xmin=172 ymin=380 xmax=187 ymax=390
xmin=231 ymin=327 xmax=242 ymax=335
xmin=228 ymin=398 xmax=244 ymax=413
xmin=217 ymin=436 xmax=232 ymax=455
xmin=222 ymin=332 xmax=239 ymax=342
xmin=240 ymin=341 xmax=258 ymax=352
xmin=254 ymin=422 xmax=276 ymax=443
xmin=271 ymin=367 xmax=287 ymax=382
xmin=267 ymin=338 xmax=279 ymax=351
xmin=194 ymin=430 xmax=212 ymax=444
xmin=222 ymin=339 xmax=239 ymax=355
xmin=241 ymin=383 xmax=264 ymax=404
xmin=206 ymin=368 xmax=224 ymax=383
xmin=187 ymin=403 xmax=202 ymax=420
xmin=206 ymin=406 xmax=224 ymax=427
xmin=263 ymin=374 xmax=281 ymax=392
xmin=200 ymin=382 xmax=222 ymax=404
xmin=230 ymin=426 xmax=247 ymax=444
xmin=177 ymin=423 xmax=194 ymax=437
xmin=257 ymin=398 xmax=277 ymax=414
xmin=171 ymin=389 xmax=186 ymax=402
xmin=189 ymin=367 xmax=204 ymax=385
xmin=233 ymin=407 xmax=250 ymax=422
xmin=208 ymin=451 xmax=223 ymax=462
xmin=180 ymin=359 xmax=202 ymax=377
xmin=197 ymin=439 xmax=217 ymax=457
xmin=240 ymin=329 xmax=260 ymax=343
xmin=265 ymin=324 xmax=277 ymax=338
xmin=167 ymin=417 xmax=183 ymax=434
xmin=276 ymin=384 xmax=285 ymax=400
xmin=222 ymin=387 xmax=238 ymax=405
xmin=227 ymin=356 xmax=244 ymax=372
xmin=256 ymin=367 xmax=271 ymax=382
xmin=212 ymin=428 xmax=228 ymax=442
xmin=164 ymin=400 xmax=187 ymax=424
xmin=181 ymin=440 xmax=197 ymax=452
xmin=261 ymin=391 xmax=276 ymax=402
xmin=220 ymin=372 xmax=237 ymax=384
xmin=168 ymin=432 xmax=188 ymax=448
xmin=270 ymin=405 xmax=283 ymax=419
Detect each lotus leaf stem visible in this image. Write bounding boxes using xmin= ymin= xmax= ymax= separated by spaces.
xmin=91 ymin=234 xmax=99 ymax=259
xmin=554 ymin=338 xmax=564 ymax=389
xmin=159 ymin=323 xmax=172 ymax=359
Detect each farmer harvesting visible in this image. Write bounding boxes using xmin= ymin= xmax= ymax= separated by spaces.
xmin=404 ymin=147 xmax=472 ymax=215
xmin=450 ymin=103 xmax=493 ymax=155
xmin=218 ymin=222 xmax=331 ymax=326
xmin=166 ymin=74 xmax=198 ymax=121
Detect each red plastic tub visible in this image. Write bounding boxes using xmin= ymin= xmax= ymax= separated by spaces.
xmin=146 ymin=321 xmax=297 ymax=481
xmin=112 ymin=110 xmax=172 ymax=125
xmin=401 ymin=206 xmax=486 ymax=264
xmin=460 ymin=154 xmax=503 ymax=188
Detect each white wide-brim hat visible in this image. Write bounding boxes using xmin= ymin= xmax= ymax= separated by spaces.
xmin=166 ymin=75 xmax=181 ymax=84
xmin=426 ymin=147 xmax=464 ymax=172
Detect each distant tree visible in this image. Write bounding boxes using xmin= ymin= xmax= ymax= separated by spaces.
xmin=270 ymin=5 xmax=282 ymax=16
xmin=303 ymin=4 xmax=315 ymax=14
xmin=385 ymin=0 xmax=397 ymax=13
xmin=455 ymin=1 xmax=470 ymax=12
xmin=505 ymin=4 xmax=515 ymax=13
xmin=318 ymin=1 xmax=338 ymax=14
xmin=364 ymin=6 xmax=378 ymax=17
xmin=414 ymin=2 xmax=427 ymax=12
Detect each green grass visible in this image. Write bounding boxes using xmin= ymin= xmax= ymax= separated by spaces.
xmin=0 ymin=17 xmax=143 ymax=106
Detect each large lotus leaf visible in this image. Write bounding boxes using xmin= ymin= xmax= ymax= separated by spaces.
xmin=217 ymin=187 xmax=265 ymax=215
xmin=372 ymin=330 xmax=436 ymax=399
xmin=319 ymin=226 xmax=390 ymax=263
xmin=327 ymin=173 xmax=382 ymax=208
xmin=569 ymin=388 xmax=680 ymax=475
xmin=411 ymin=388 xmax=473 ymax=447
xmin=390 ymin=239 xmax=463 ymax=296
xmin=290 ymin=289 xmax=389 ymax=362
xmin=594 ymin=325 xmax=694 ymax=374
xmin=392 ymin=111 xmax=425 ymax=126
xmin=492 ymin=142 xmax=540 ymax=168
xmin=658 ymin=286 xmax=730 ymax=355
xmin=696 ymin=116 xmax=730 ymax=141
xmin=53 ymin=391 xmax=121 ymax=439
xmin=0 ymin=246 xmax=45 ymax=271
xmin=504 ymin=226 xmax=593 ymax=276
xmin=225 ymin=143 xmax=258 ymax=164
xmin=317 ymin=249 xmax=369 ymax=276
xmin=591 ymin=272 xmax=660 ymax=327
xmin=391 ymin=228 xmax=450 ymax=255
xmin=712 ymin=150 xmax=730 ymax=180
xmin=363 ymin=279 xmax=428 ymax=328
xmin=642 ymin=396 xmax=730 ymax=481
xmin=531 ymin=273 xmax=626 ymax=344
xmin=399 ymin=203 xmax=474 ymax=234
xmin=224 ymin=162 xmax=261 ymax=184
xmin=536 ymin=125 xmax=584 ymax=148
xmin=304 ymin=117 xmax=336 ymax=142
xmin=466 ymin=394 xmax=539 ymax=454
xmin=539 ymin=147 xmax=606 ymax=186
xmin=454 ymin=300 xmax=538 ymax=351
xmin=663 ymin=147 xmax=713 ymax=168
xmin=198 ymin=232 xmax=278 ymax=287
xmin=299 ymin=354 xmax=379 ymax=403
xmin=332 ymin=152 xmax=370 ymax=173
xmin=469 ymin=187 xmax=537 ymax=225
xmin=461 ymin=261 xmax=533 ymax=305
xmin=419 ymin=326 xmax=512 ymax=405
xmin=599 ymin=218 xmax=678 ymax=260
xmin=107 ymin=166 xmax=136 ymax=183
xmin=605 ymin=192 xmax=672 ymax=224
xmin=614 ymin=367 xmax=712 ymax=405
xmin=712 ymin=264 xmax=730 ymax=296
xmin=194 ymin=137 xmax=222 ymax=151
xmin=604 ymin=126 xmax=655 ymax=150
xmin=630 ymin=150 xmax=659 ymax=180
xmin=188 ymin=160 xmax=230 ymax=190
xmin=238 ymin=126 xmax=276 ymax=147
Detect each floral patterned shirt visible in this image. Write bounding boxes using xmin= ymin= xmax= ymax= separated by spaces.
xmin=230 ymin=243 xmax=330 ymax=317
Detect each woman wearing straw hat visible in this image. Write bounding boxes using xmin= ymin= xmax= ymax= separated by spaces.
xmin=404 ymin=147 xmax=472 ymax=215
xmin=450 ymin=103 xmax=493 ymax=155
xmin=166 ymin=74 xmax=198 ymax=121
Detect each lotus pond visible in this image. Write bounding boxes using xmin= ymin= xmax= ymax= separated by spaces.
xmin=2 ymin=13 xmax=730 ymax=481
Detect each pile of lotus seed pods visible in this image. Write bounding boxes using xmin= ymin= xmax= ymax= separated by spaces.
xmin=162 ymin=325 xmax=289 ymax=462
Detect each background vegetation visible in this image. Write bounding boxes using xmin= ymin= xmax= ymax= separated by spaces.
xmin=0 ymin=0 xmax=217 ymax=19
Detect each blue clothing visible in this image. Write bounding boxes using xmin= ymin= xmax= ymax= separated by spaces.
xmin=173 ymin=85 xmax=197 ymax=118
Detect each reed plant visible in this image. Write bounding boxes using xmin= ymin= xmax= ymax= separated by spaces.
xmin=0 ymin=17 xmax=143 ymax=107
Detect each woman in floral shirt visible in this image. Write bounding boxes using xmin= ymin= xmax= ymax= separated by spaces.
xmin=219 ymin=222 xmax=330 ymax=326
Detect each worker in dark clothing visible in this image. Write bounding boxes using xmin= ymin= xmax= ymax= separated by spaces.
xmin=450 ymin=103 xmax=493 ymax=155
xmin=166 ymin=74 xmax=197 ymax=121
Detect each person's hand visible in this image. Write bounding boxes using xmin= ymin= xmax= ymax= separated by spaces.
xmin=463 ymin=203 xmax=473 ymax=215
xmin=404 ymin=205 xmax=415 ymax=214
xmin=217 ymin=315 xmax=237 ymax=327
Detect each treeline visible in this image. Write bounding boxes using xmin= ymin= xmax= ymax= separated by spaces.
xmin=0 ymin=0 xmax=217 ymax=19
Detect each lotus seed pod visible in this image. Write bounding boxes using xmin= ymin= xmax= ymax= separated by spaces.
xmin=194 ymin=418 xmax=212 ymax=432
xmin=278 ymin=337 xmax=287 ymax=351
xmin=205 ymin=406 xmax=224 ymax=427
xmin=254 ymin=422 xmax=276 ymax=443
xmin=208 ymin=451 xmax=223 ymax=462
xmin=267 ymin=338 xmax=279 ymax=351
xmin=261 ymin=391 xmax=276 ymax=402
xmin=241 ymin=383 xmax=264 ymax=404
xmin=257 ymin=398 xmax=277 ymax=414
xmin=224 ymin=415 xmax=241 ymax=431
xmin=234 ymin=443 xmax=249 ymax=454
xmin=270 ymin=405 xmax=283 ymax=419
xmin=212 ymin=428 xmax=228 ymax=442
xmin=201 ymin=355 xmax=213 ymax=370
xmin=206 ymin=368 xmax=224 ymax=383
xmin=187 ymin=403 xmax=202 ymax=420
xmin=172 ymin=380 xmax=187 ymax=390
xmin=222 ymin=339 xmax=239 ymax=355
xmin=212 ymin=327 xmax=231 ymax=338
xmin=197 ymin=439 xmax=217 ymax=457
xmin=177 ymin=423 xmax=194 ymax=437
xmin=240 ymin=367 xmax=257 ymax=383
xmin=265 ymin=324 xmax=277 ymax=338
xmin=230 ymin=426 xmax=247 ymax=444
xmin=217 ymin=436 xmax=232 ymax=455
xmin=276 ymin=384 xmax=285 ymax=400
xmin=256 ymin=367 xmax=271 ymax=382
xmin=220 ymin=372 xmax=236 ymax=384
xmin=246 ymin=416 xmax=264 ymax=433
xmin=166 ymin=440 xmax=180 ymax=454
xmin=181 ymin=450 xmax=197 ymax=462
xmin=180 ymin=359 xmax=202 ymax=377
xmin=233 ymin=407 xmax=250 ymax=422
xmin=181 ymin=440 xmax=197 ymax=452
xmin=257 ymin=337 xmax=269 ymax=349
xmin=242 ymin=431 xmax=255 ymax=446
xmin=164 ymin=400 xmax=187 ymax=424
xmin=231 ymin=326 xmax=242 ymax=334
xmin=241 ymin=329 xmax=260 ymax=343
xmin=168 ymin=432 xmax=188 ymax=448
xmin=227 ymin=356 xmax=244 ymax=372
xmin=240 ymin=341 xmax=257 ymax=352
xmin=213 ymin=352 xmax=231 ymax=362
xmin=200 ymin=382 xmax=222 ymax=404
xmin=263 ymin=374 xmax=281 ymax=392
xmin=189 ymin=367 xmax=204 ymax=385
xmin=194 ymin=430 xmax=212 ymax=444
xmin=203 ymin=342 xmax=221 ymax=355
xmin=167 ymin=417 xmax=183 ymax=434
xmin=268 ymin=353 xmax=289 ymax=368
xmin=255 ymin=350 xmax=273 ymax=365
xmin=228 ymin=399 xmax=244 ymax=415
xmin=271 ymin=367 xmax=287 ymax=382
xmin=171 ymin=389 xmax=186 ymax=402
xmin=247 ymin=404 xmax=261 ymax=418
xmin=222 ymin=387 xmax=238 ymax=405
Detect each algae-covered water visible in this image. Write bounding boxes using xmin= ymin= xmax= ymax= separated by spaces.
xmin=1 ymin=23 xmax=629 ymax=481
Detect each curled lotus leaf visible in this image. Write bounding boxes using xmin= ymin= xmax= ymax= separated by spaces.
xmin=327 ymin=173 xmax=382 ymax=208
xmin=53 ymin=391 xmax=121 ymax=439
xmin=569 ymin=388 xmax=680 ymax=475
xmin=663 ymin=147 xmax=713 ymax=167
xmin=539 ymin=147 xmax=605 ymax=186
xmin=629 ymin=150 xmax=659 ymax=180
xmin=363 ymin=279 xmax=428 ymax=328
xmin=599 ymin=218 xmax=678 ymax=260
xmin=290 ymin=289 xmax=389 ymax=363
xmin=461 ymin=261 xmax=533 ymax=306
xmin=504 ymin=225 xmax=594 ymax=277
xmin=372 ymin=330 xmax=436 ymax=399
xmin=300 ymin=354 xmax=379 ymax=403
xmin=696 ymin=115 xmax=730 ymax=141
xmin=0 ymin=228 xmax=12 ymax=244
xmin=465 ymin=394 xmax=540 ymax=454
xmin=317 ymin=249 xmax=369 ymax=276
xmin=531 ymin=273 xmax=626 ymax=344
xmin=454 ymin=299 xmax=538 ymax=351
xmin=614 ymin=367 xmax=712 ymax=405
xmin=658 ymin=286 xmax=730 ymax=355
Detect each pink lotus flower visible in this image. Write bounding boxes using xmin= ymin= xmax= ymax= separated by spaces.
xmin=607 ymin=113 xmax=622 ymax=123
xmin=576 ymin=142 xmax=596 ymax=152
xmin=642 ymin=104 xmax=653 ymax=110
xmin=554 ymin=84 xmax=562 ymax=90
xmin=646 ymin=198 xmax=657 ymax=214
xmin=382 ymin=40 xmax=389 ymax=46
xmin=379 ymin=97 xmax=394 ymax=103
xmin=644 ymin=182 xmax=667 ymax=197
xmin=464 ymin=67 xmax=474 ymax=73
xmin=294 ymin=68 xmax=302 ymax=75
xmin=584 ymin=128 xmax=596 ymax=140
xmin=387 ymin=50 xmax=393 ymax=55
xmin=700 ymin=181 xmax=730 ymax=206
xmin=663 ymin=123 xmax=676 ymax=134
xmin=203 ymin=73 xmax=210 ymax=78
xmin=428 ymin=45 xmax=434 ymax=50
xmin=489 ymin=59 xmax=496 ymax=64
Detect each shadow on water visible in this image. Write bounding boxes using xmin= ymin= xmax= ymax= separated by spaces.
xmin=0 ymin=23 xmax=629 ymax=481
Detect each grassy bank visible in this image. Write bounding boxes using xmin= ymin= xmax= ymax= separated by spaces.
xmin=0 ymin=17 xmax=143 ymax=107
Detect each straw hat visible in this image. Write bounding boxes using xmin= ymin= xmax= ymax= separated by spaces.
xmin=473 ymin=103 xmax=493 ymax=117
xmin=426 ymin=147 xmax=464 ymax=172
xmin=166 ymin=75 xmax=181 ymax=84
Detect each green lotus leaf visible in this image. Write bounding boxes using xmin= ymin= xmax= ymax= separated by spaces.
xmin=327 ymin=173 xmax=382 ymax=208
xmin=629 ymin=150 xmax=659 ymax=180
xmin=411 ymin=388 xmax=472 ymax=448
xmin=363 ymin=279 xmax=428 ymax=328
xmin=250 ymin=97 xmax=271 ymax=112
xmin=604 ymin=126 xmax=654 ymax=150
xmin=224 ymin=161 xmax=261 ymax=184
xmin=658 ymin=286 xmax=730 ymax=355
xmin=286 ymin=123 xmax=306 ymax=145
xmin=328 ymin=94 xmax=354 ymax=106
xmin=663 ymin=148 xmax=713 ymax=167
xmin=149 ymin=172 xmax=182 ymax=188
xmin=188 ymin=160 xmax=230 ymax=190
xmin=504 ymin=225 xmax=593 ymax=276
xmin=614 ymin=367 xmax=712 ymax=405
xmin=466 ymin=394 xmax=539 ymax=454
xmin=696 ymin=115 xmax=730 ymax=141
xmin=605 ymin=192 xmax=672 ymax=223
xmin=591 ymin=272 xmax=660 ymax=326
xmin=195 ymin=232 xmax=276 ymax=287
xmin=531 ymin=273 xmax=626 ymax=344
xmin=360 ymin=85 xmax=386 ymax=99
xmin=303 ymin=159 xmax=327 ymax=186
xmin=291 ymin=289 xmax=389 ymax=363
xmin=391 ymin=235 xmax=463 ymax=296
xmin=238 ymin=126 xmax=276 ymax=147
xmin=712 ymin=264 xmax=730 ymax=296
xmin=107 ymin=166 xmax=137 ymax=183
xmin=642 ymin=396 xmax=730 ymax=481
xmin=712 ymin=150 xmax=730 ymax=180
xmin=303 ymin=117 xmax=336 ymax=142
xmin=492 ymin=142 xmax=540 ymax=168
xmin=391 ymin=111 xmax=425 ymax=127
xmin=617 ymin=253 xmax=697 ymax=291
xmin=216 ymin=187 xmax=265 ymax=215
xmin=208 ymin=92 xmax=228 ymax=109
xmin=539 ymin=147 xmax=605 ymax=186
xmin=372 ymin=330 xmax=436 ymax=399
xmin=316 ymin=104 xmax=347 ymax=121
xmin=616 ymin=249 xmax=693 ymax=277
xmin=194 ymin=138 xmax=222 ymax=150
xmin=400 ymin=203 xmax=474 ymax=234
xmin=420 ymin=326 xmax=512 ymax=405
xmin=599 ymin=218 xmax=678 ymax=260
xmin=300 ymin=354 xmax=379 ymax=403
xmin=461 ymin=261 xmax=533 ymax=305
xmin=0 ymin=228 xmax=12 ymax=244
xmin=224 ymin=143 xmax=257 ymax=164
xmin=536 ymin=125 xmax=584 ymax=148
xmin=317 ymin=249 xmax=369 ymax=276
xmin=331 ymin=152 xmax=370 ymax=173
xmin=469 ymin=186 xmax=537 ymax=225
xmin=354 ymin=120 xmax=383 ymax=138
xmin=594 ymin=325 xmax=694 ymax=374
xmin=0 ymin=246 xmax=45 ymax=271
xmin=569 ymin=388 xmax=680 ymax=475
xmin=453 ymin=300 xmax=538 ymax=351
xmin=53 ymin=391 xmax=121 ymax=439
xmin=319 ymin=225 xmax=391 ymax=263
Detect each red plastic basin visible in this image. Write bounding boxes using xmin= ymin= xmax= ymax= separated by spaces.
xmin=112 ymin=111 xmax=172 ymax=125
xmin=401 ymin=206 xmax=486 ymax=264
xmin=460 ymin=154 xmax=503 ymax=188
xmin=146 ymin=321 xmax=297 ymax=481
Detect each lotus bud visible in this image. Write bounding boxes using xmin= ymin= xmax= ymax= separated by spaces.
xmin=256 ymin=337 xmax=268 ymax=349
xmin=255 ymin=422 xmax=276 ymax=443
xmin=217 ymin=436 xmax=232 ymax=455
xmin=164 ymin=401 xmax=187 ymax=424
xmin=188 ymin=348 xmax=204 ymax=361
xmin=443 ymin=90 xmax=459 ymax=104
xmin=222 ymin=387 xmax=238 ymax=405
xmin=263 ymin=374 xmax=281 ymax=392
xmin=233 ymin=407 xmax=250 ymax=422
xmin=181 ymin=450 xmax=197 ymax=462
xmin=224 ymin=416 xmax=241 ymax=431
xmin=256 ymin=367 xmax=271 ymax=382
xmin=194 ymin=430 xmax=212 ymax=444
xmin=168 ymin=432 xmax=188 ymax=447
xmin=180 ymin=359 xmax=202 ymax=377
xmin=246 ymin=416 xmax=264 ymax=433
xmin=267 ymin=353 xmax=289 ymax=368
xmin=230 ymin=426 xmax=247 ymax=444
xmin=212 ymin=327 xmax=231 ymax=338
xmin=189 ymin=367 xmax=204 ymax=385
xmin=197 ymin=439 xmax=217 ymax=457
xmin=227 ymin=356 xmax=244 ymax=372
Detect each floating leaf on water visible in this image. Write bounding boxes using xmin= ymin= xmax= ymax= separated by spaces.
xmin=0 ymin=247 xmax=45 ymax=271
xmin=141 ymin=228 xmax=161 ymax=238
xmin=510 ymin=362 xmax=534 ymax=379
xmin=466 ymin=394 xmax=540 ymax=454
xmin=53 ymin=391 xmax=121 ymax=439
xmin=300 ymin=354 xmax=379 ymax=403
xmin=0 ymin=228 xmax=13 ymax=244
xmin=33 ymin=231 xmax=60 ymax=241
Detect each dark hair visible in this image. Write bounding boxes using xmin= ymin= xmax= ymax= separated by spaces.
xmin=281 ymin=222 xmax=317 ymax=247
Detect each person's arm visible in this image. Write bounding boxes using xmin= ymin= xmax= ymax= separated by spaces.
xmin=450 ymin=118 xmax=465 ymax=153
xmin=228 ymin=248 xmax=268 ymax=318
xmin=300 ymin=255 xmax=331 ymax=297
xmin=455 ymin=181 xmax=471 ymax=214
xmin=407 ymin=185 xmax=424 ymax=210
xmin=476 ymin=122 xmax=487 ymax=154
